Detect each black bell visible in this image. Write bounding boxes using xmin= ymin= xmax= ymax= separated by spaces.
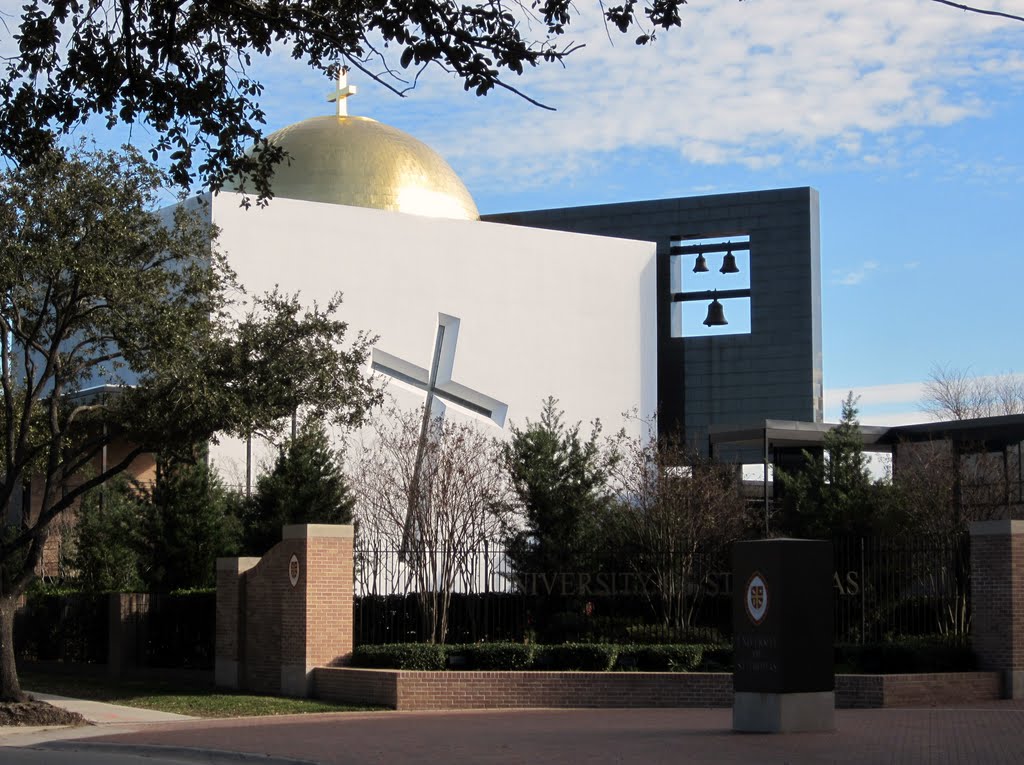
xmin=720 ymin=247 xmax=739 ymax=274
xmin=693 ymin=254 xmax=709 ymax=273
xmin=703 ymin=298 xmax=728 ymax=327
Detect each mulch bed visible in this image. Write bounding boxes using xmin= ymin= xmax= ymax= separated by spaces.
xmin=0 ymin=700 xmax=87 ymax=727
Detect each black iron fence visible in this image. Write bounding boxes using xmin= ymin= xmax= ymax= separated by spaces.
xmin=14 ymin=593 xmax=109 ymax=664
xmin=129 ymin=592 xmax=216 ymax=670
xmin=14 ymin=591 xmax=215 ymax=670
xmin=833 ymin=534 xmax=970 ymax=643
xmin=355 ymin=535 xmax=971 ymax=646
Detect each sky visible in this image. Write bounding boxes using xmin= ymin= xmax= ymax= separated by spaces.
xmin=5 ymin=0 xmax=1023 ymax=427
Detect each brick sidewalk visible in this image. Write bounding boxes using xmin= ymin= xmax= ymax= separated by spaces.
xmin=66 ymin=701 xmax=1024 ymax=764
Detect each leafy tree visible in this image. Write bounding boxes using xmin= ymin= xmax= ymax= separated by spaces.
xmin=777 ymin=393 xmax=887 ymax=538
xmin=501 ymin=398 xmax=614 ymax=579
xmin=0 ymin=144 xmax=379 ymax=701
xmin=0 ymin=0 xmax=683 ymax=200
xmin=68 ymin=478 xmax=146 ymax=594
xmin=242 ymin=420 xmax=356 ymax=555
xmin=138 ymin=454 xmax=243 ymax=592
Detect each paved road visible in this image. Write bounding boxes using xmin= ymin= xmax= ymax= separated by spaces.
xmin=3 ymin=746 xmax=314 ymax=765
xmin=21 ymin=701 xmax=1024 ymax=765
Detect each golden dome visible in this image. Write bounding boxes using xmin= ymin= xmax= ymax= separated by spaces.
xmin=252 ymin=115 xmax=479 ymax=221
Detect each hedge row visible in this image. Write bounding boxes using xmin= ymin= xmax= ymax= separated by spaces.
xmin=351 ymin=636 xmax=975 ymax=674
xmin=835 ymin=637 xmax=975 ymax=673
xmin=351 ymin=642 xmax=715 ymax=672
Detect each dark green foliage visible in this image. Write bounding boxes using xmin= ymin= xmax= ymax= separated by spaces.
xmin=69 ymin=479 xmax=145 ymax=593
xmin=463 ymin=642 xmax=535 ymax=671
xmin=0 ymin=145 xmax=377 ymax=701
xmin=1 ymin=1 xmax=686 ymax=200
xmin=777 ymin=393 xmax=894 ymax=537
xmin=836 ymin=637 xmax=975 ymax=674
xmin=534 ymin=642 xmax=619 ymax=672
xmin=698 ymin=645 xmax=734 ymax=671
xmin=624 ymin=625 xmax=726 ymax=645
xmin=351 ymin=643 xmax=447 ymax=671
xmin=502 ymin=397 xmax=615 ymax=584
xmin=242 ymin=420 xmax=355 ymax=555
xmin=619 ymin=644 xmax=705 ymax=672
xmin=138 ymin=455 xmax=242 ymax=592
xmin=13 ymin=593 xmax=108 ymax=664
xmin=69 ymin=459 xmax=242 ymax=593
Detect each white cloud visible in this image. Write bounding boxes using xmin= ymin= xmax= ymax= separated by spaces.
xmin=825 ymin=382 xmax=931 ymax=425
xmin=391 ymin=0 xmax=1024 ymax=191
xmin=3 ymin=0 xmax=1020 ymax=195
xmin=834 ymin=260 xmax=879 ymax=285
xmin=826 ymin=382 xmax=926 ymax=410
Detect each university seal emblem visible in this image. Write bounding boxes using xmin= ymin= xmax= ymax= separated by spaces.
xmin=744 ymin=571 xmax=768 ymax=625
xmin=289 ymin=554 xmax=300 ymax=588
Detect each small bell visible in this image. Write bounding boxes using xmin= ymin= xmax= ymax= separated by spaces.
xmin=720 ymin=246 xmax=739 ymax=274
xmin=703 ymin=298 xmax=728 ymax=327
xmin=693 ymin=254 xmax=709 ymax=273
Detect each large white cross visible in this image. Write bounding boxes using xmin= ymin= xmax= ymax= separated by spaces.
xmin=371 ymin=313 xmax=508 ymax=549
xmin=327 ymin=66 xmax=358 ymax=116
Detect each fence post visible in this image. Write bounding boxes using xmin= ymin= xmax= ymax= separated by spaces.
xmin=107 ymin=593 xmax=144 ymax=679
xmin=969 ymin=520 xmax=1024 ymax=699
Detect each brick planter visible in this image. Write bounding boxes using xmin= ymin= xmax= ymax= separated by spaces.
xmin=313 ymin=668 xmax=1000 ymax=711
xmin=835 ymin=672 xmax=1001 ymax=708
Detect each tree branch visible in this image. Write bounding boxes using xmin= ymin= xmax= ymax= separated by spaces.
xmin=930 ymin=0 xmax=1024 ymax=23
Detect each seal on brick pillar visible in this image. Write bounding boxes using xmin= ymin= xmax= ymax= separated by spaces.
xmin=732 ymin=538 xmax=834 ymax=733
xmin=279 ymin=523 xmax=355 ymax=697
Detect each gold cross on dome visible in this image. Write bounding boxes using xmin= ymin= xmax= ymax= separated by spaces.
xmin=327 ymin=66 xmax=358 ymax=116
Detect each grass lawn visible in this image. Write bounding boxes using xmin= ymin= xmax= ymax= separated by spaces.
xmin=20 ymin=670 xmax=384 ymax=718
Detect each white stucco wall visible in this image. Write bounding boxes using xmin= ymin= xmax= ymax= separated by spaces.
xmin=200 ymin=193 xmax=656 ymax=485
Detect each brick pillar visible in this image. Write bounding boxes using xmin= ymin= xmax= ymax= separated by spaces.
xmin=969 ymin=520 xmax=1024 ymax=699
xmin=279 ymin=524 xmax=354 ymax=696
xmin=215 ymin=556 xmax=260 ymax=689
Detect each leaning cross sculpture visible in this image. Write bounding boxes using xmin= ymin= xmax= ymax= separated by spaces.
xmin=371 ymin=313 xmax=508 ymax=552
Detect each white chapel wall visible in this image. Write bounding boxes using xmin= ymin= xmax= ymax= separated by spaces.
xmin=201 ymin=193 xmax=656 ymax=487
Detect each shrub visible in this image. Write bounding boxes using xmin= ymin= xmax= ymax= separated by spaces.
xmin=698 ymin=644 xmax=734 ymax=671
xmin=351 ymin=643 xmax=447 ymax=670
xmin=464 ymin=642 xmax=535 ymax=670
xmin=623 ymin=644 xmax=704 ymax=672
xmin=624 ymin=625 xmax=725 ymax=645
xmin=835 ymin=637 xmax=975 ymax=673
xmin=535 ymin=642 xmax=619 ymax=671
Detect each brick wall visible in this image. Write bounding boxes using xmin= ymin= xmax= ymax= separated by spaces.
xmin=314 ymin=669 xmax=1001 ymax=711
xmin=836 ymin=673 xmax=1001 ymax=708
xmin=243 ymin=539 xmax=294 ymax=694
xmin=314 ymin=668 xmax=734 ymax=710
xmin=215 ymin=524 xmax=353 ymax=697
xmin=970 ymin=520 xmax=1024 ymax=698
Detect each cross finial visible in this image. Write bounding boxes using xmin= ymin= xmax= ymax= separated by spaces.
xmin=327 ymin=65 xmax=358 ymax=117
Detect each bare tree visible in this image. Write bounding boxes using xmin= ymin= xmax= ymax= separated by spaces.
xmin=922 ymin=364 xmax=1024 ymax=421
xmin=608 ymin=422 xmax=745 ymax=634
xmin=351 ymin=403 xmax=510 ymax=643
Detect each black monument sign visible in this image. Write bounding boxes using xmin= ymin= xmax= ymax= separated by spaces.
xmin=733 ymin=538 xmax=833 ymax=694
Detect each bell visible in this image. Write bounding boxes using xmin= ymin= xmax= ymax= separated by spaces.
xmin=692 ymin=253 xmax=709 ymax=273
xmin=703 ymin=298 xmax=728 ymax=327
xmin=720 ymin=247 xmax=739 ymax=274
